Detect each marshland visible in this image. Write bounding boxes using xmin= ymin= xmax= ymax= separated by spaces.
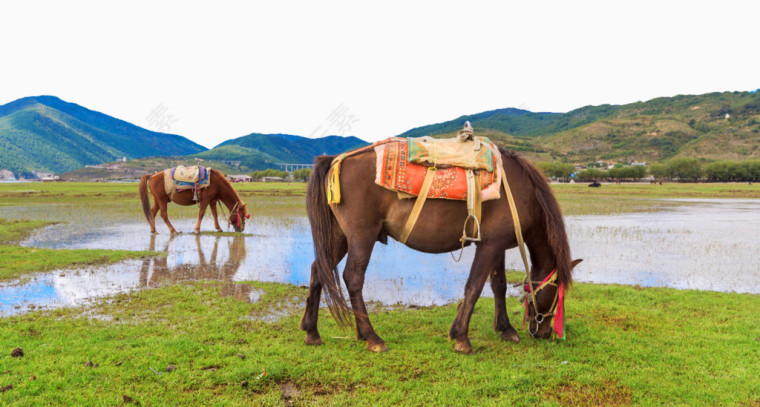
xmin=1 ymin=181 xmax=758 ymax=405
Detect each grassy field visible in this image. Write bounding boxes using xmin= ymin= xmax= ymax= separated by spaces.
xmin=1 ymin=280 xmax=758 ymax=405
xmin=1 ymin=181 xmax=759 ymax=405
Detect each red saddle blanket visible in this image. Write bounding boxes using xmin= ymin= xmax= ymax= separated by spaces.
xmin=374 ymin=139 xmax=498 ymax=201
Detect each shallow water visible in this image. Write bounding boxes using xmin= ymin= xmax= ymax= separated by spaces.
xmin=2 ymin=198 xmax=759 ymax=315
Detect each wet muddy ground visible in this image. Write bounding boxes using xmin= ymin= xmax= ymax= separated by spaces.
xmin=2 ymin=197 xmax=759 ymax=315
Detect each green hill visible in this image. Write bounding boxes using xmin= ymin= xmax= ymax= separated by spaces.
xmin=62 ymin=133 xmax=371 ymax=180
xmin=192 ymin=145 xmax=282 ymax=170
xmin=0 ymin=96 xmax=207 ymax=177
xmin=402 ymin=91 xmax=760 ymax=163
xmin=212 ymin=133 xmax=368 ymax=165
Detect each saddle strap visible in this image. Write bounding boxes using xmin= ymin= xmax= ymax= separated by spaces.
xmin=464 ymin=169 xmax=482 ymax=240
xmin=399 ymin=168 xmax=437 ymax=244
xmin=501 ymin=167 xmax=534 ymax=310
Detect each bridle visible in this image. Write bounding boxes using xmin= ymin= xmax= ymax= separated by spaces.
xmin=217 ymin=201 xmax=250 ymax=231
xmin=522 ymin=268 xmax=565 ymax=338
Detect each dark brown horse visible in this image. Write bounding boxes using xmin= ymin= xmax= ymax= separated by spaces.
xmin=139 ymin=168 xmax=250 ymax=234
xmin=301 ymin=146 xmax=580 ymax=354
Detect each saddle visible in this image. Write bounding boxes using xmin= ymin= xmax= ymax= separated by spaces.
xmin=406 ymin=131 xmax=495 ymax=172
xmin=329 ymin=122 xmax=503 ymax=244
xmin=164 ymin=165 xmax=210 ymax=201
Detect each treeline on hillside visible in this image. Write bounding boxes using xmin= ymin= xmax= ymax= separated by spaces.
xmin=539 ymin=158 xmax=760 ymax=182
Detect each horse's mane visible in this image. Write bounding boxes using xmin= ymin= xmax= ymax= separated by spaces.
xmin=211 ymin=169 xmax=245 ymax=207
xmin=499 ymin=147 xmax=574 ymax=286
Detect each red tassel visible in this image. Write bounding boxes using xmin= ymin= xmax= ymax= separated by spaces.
xmin=554 ymin=283 xmax=565 ymax=339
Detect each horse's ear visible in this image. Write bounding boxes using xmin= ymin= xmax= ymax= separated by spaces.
xmin=571 ymin=259 xmax=583 ymax=268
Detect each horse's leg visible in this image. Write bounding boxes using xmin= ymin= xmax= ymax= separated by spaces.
xmin=490 ymin=252 xmax=520 ymax=343
xmin=300 ymin=231 xmax=348 ymax=346
xmin=157 ymin=199 xmax=178 ymax=234
xmin=448 ymin=243 xmax=502 ymax=354
xmin=150 ymin=203 xmax=160 ymax=235
xmin=209 ymin=201 xmax=222 ymax=232
xmin=194 ymin=199 xmax=209 ymax=234
xmin=343 ymin=236 xmax=386 ymax=352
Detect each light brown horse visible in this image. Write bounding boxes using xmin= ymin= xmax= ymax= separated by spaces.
xmin=139 ymin=168 xmax=250 ymax=234
xmin=302 ymin=146 xmax=581 ymax=354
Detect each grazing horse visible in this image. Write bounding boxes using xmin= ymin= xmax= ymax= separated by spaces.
xmin=301 ymin=146 xmax=580 ymax=354
xmin=139 ymin=168 xmax=250 ymax=234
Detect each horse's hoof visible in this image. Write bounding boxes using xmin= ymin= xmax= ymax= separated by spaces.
xmin=454 ymin=340 xmax=474 ymax=354
xmin=500 ymin=329 xmax=521 ymax=343
xmin=304 ymin=335 xmax=323 ymax=346
xmin=367 ymin=341 xmax=388 ymax=352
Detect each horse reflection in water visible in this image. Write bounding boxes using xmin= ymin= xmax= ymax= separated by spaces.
xmin=138 ymin=234 xmax=254 ymax=302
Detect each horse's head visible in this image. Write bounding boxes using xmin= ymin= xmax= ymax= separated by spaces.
xmin=229 ymin=203 xmax=251 ymax=232
xmin=525 ymin=258 xmax=583 ymax=339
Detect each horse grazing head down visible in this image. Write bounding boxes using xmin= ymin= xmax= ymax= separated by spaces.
xmin=229 ymin=203 xmax=250 ymax=232
xmin=525 ymin=259 xmax=583 ymax=339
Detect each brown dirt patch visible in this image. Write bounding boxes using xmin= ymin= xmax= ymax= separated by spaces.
xmin=547 ymin=380 xmax=632 ymax=406
xmin=592 ymin=310 xmax=640 ymax=331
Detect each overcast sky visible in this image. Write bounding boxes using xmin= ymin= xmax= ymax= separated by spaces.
xmin=1 ymin=1 xmax=758 ymax=148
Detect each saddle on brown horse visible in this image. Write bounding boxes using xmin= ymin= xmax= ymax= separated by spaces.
xmin=329 ymin=122 xmax=503 ymax=244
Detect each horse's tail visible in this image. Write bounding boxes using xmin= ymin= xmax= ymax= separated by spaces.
xmin=139 ymin=174 xmax=155 ymax=231
xmin=501 ymin=148 xmax=573 ymax=287
xmin=306 ymin=155 xmax=352 ymax=327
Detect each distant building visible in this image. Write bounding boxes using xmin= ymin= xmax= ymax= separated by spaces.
xmin=32 ymin=171 xmax=56 ymax=180
xmin=261 ymin=176 xmax=286 ymax=182
xmin=631 ymin=162 xmax=648 ymax=166
xmin=0 ymin=169 xmax=16 ymax=181
xmin=227 ymin=174 xmax=253 ymax=182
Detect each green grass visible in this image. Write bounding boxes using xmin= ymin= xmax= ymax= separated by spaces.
xmin=550 ymin=182 xmax=760 ymax=215
xmin=0 ymin=281 xmax=758 ymax=405
xmin=0 ymin=219 xmax=56 ymax=244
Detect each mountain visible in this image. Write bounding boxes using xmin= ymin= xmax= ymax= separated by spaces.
xmin=0 ymin=96 xmax=206 ymax=177
xmin=198 ymin=133 xmax=369 ymax=169
xmin=400 ymin=91 xmax=760 ymax=163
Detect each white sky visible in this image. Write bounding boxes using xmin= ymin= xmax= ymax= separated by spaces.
xmin=1 ymin=0 xmax=758 ymax=148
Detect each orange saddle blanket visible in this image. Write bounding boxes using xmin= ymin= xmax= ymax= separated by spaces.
xmin=374 ymin=138 xmax=501 ymax=201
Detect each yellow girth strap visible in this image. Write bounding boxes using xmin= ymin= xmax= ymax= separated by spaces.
xmin=399 ymin=167 xmax=437 ymax=245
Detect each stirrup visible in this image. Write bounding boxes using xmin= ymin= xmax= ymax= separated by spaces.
xmin=460 ymin=214 xmax=481 ymax=242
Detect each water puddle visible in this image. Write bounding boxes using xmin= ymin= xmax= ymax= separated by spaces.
xmin=1 ymin=198 xmax=759 ymax=316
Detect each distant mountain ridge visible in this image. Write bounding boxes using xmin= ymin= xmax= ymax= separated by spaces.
xmin=3 ymin=91 xmax=759 ymax=180
xmin=0 ymin=96 xmax=207 ymax=177
xmin=402 ymin=91 xmax=760 ymax=162
xmin=191 ymin=133 xmax=368 ymax=170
